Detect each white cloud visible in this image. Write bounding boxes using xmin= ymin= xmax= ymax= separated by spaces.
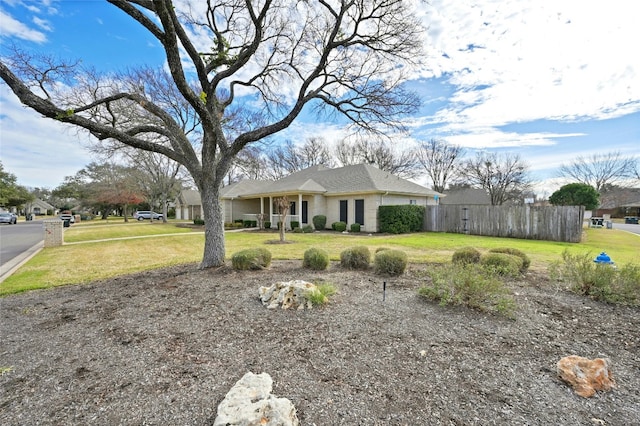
xmin=32 ymin=16 xmax=52 ymax=32
xmin=445 ymin=129 xmax=583 ymax=149
xmin=418 ymin=0 xmax=640 ymax=138
xmin=0 ymin=9 xmax=47 ymax=42
xmin=0 ymin=86 xmax=95 ymax=188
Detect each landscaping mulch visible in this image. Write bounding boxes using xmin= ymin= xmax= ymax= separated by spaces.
xmin=1 ymin=261 xmax=639 ymax=425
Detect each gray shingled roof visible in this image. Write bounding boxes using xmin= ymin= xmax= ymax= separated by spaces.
xmin=440 ymin=188 xmax=491 ymax=205
xmin=178 ymin=189 xmax=201 ymax=205
xmin=220 ymin=180 xmax=273 ymax=198
xmin=236 ymin=164 xmax=441 ymax=198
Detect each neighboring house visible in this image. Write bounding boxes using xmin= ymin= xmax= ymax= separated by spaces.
xmin=26 ymin=198 xmax=56 ymax=216
xmin=175 ymin=164 xmax=443 ymax=232
xmin=621 ymin=201 xmax=640 ymax=217
xmin=175 ymin=189 xmax=204 ymax=220
xmin=596 ymin=187 xmax=640 ymax=217
xmin=440 ymin=188 xmax=490 ymax=205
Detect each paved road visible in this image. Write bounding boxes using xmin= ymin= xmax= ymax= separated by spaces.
xmin=0 ymin=220 xmax=44 ymax=282
xmin=613 ymin=222 xmax=640 ymax=235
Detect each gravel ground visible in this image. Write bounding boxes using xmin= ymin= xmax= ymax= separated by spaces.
xmin=1 ymin=261 xmax=639 ymax=425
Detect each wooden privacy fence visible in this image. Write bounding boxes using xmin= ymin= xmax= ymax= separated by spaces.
xmin=423 ymin=205 xmax=585 ymax=243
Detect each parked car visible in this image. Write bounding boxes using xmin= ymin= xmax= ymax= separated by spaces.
xmin=0 ymin=212 xmax=17 ymax=224
xmin=59 ymin=214 xmax=75 ymax=224
xmin=133 ymin=211 xmax=163 ymax=221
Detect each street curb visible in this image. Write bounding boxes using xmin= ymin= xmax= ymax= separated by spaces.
xmin=0 ymin=241 xmax=43 ymax=284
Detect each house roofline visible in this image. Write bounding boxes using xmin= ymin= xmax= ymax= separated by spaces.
xmin=223 ymin=189 xmax=442 ymax=199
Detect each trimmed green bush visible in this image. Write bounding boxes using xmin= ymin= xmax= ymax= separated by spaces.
xmin=489 ymin=247 xmax=530 ymax=271
xmin=452 ymin=247 xmax=481 ymax=265
xmin=340 ymin=246 xmax=371 ymax=270
xmin=480 ymin=253 xmax=523 ymax=277
xmin=264 ymin=221 xmax=271 ymax=229
xmin=332 ymin=221 xmax=347 ymax=232
xmin=418 ymin=264 xmax=516 ymax=317
xmin=231 ymin=248 xmax=272 ymax=270
xmin=302 ymin=225 xmax=314 ymax=233
xmin=350 ymin=223 xmax=361 ymax=232
xmin=291 ymin=221 xmax=300 ymax=229
xmin=378 ymin=205 xmax=425 ymax=234
xmin=193 ymin=218 xmax=205 ymax=226
xmin=303 ymin=247 xmax=330 ymax=271
xmin=374 ymin=249 xmax=408 ymax=276
xmin=312 ymin=215 xmax=327 ymax=230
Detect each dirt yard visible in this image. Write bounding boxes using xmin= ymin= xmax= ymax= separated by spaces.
xmin=1 ymin=261 xmax=638 ymax=425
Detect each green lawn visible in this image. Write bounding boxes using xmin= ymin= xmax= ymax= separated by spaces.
xmin=63 ymin=221 xmax=193 ymax=243
xmin=1 ymin=223 xmax=637 ymax=296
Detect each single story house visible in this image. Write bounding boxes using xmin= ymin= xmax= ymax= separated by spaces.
xmin=26 ymin=199 xmax=56 ymax=216
xmin=175 ymin=189 xmax=204 ymax=221
xmin=175 ymin=164 xmax=443 ymax=232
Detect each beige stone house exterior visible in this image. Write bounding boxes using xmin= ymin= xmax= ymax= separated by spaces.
xmin=175 ymin=164 xmax=443 ymax=232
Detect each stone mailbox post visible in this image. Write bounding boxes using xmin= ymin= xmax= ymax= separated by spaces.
xmin=43 ymin=219 xmax=64 ymax=247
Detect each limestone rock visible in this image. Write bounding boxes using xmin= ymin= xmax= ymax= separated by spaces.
xmin=213 ymin=372 xmax=299 ymax=426
xmin=259 ymin=280 xmax=316 ymax=310
xmin=557 ymin=355 xmax=615 ymax=397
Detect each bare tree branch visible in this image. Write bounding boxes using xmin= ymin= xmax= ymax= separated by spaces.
xmin=558 ymin=151 xmax=637 ymax=191
xmin=416 ymin=139 xmax=464 ymax=193
xmin=459 ymin=152 xmax=532 ymax=205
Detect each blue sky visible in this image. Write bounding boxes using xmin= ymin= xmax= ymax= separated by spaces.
xmin=1 ymin=0 xmax=639 ymax=197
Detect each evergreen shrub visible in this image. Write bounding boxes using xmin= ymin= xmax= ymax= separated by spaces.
xmin=340 ymin=246 xmax=371 ymax=269
xmin=231 ymin=248 xmax=272 ymax=270
xmin=374 ymin=249 xmax=408 ymax=276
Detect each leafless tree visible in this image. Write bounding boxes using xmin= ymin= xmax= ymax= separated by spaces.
xmin=459 ymin=152 xmax=532 ymax=205
xmin=416 ymin=138 xmax=464 ymax=193
xmin=0 ymin=0 xmax=424 ymax=268
xmin=227 ymin=145 xmax=270 ymax=183
xmin=126 ymin=151 xmax=184 ymax=222
xmin=265 ymin=137 xmax=334 ymax=179
xmin=335 ymin=137 xmax=419 ymax=179
xmin=558 ymin=151 xmax=636 ymax=192
xmin=632 ymin=158 xmax=640 ymax=184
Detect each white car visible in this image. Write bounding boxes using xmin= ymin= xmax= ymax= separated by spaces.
xmin=59 ymin=214 xmax=75 ymax=224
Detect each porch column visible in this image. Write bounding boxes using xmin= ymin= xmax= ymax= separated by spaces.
xmin=269 ymin=196 xmax=273 ymax=226
xmin=260 ymin=197 xmax=264 ymax=215
xmin=298 ymin=193 xmax=302 ymax=223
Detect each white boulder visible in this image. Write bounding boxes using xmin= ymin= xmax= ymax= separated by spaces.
xmin=259 ymin=280 xmax=316 ymax=310
xmin=213 ymin=372 xmax=299 ymax=426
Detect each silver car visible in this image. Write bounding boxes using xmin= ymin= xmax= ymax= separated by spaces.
xmin=134 ymin=211 xmax=163 ymax=220
xmin=0 ymin=212 xmax=17 ymax=224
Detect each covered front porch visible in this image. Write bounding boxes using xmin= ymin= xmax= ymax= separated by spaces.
xmin=226 ymin=193 xmax=318 ymax=230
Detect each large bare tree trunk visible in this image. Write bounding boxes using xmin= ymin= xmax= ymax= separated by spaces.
xmin=200 ymin=184 xmax=226 ymax=268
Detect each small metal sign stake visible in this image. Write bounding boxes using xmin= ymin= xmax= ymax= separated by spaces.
xmin=383 ymin=281 xmax=387 ymax=302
